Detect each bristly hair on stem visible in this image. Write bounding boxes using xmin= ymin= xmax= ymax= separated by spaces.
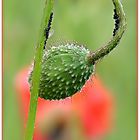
xmin=44 ymin=12 xmax=53 ymax=49
xmin=24 ymin=0 xmax=54 ymax=140
xmin=88 ymin=0 xmax=127 ymax=64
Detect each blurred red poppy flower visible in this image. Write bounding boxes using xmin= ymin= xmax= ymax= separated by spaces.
xmin=15 ymin=66 xmax=114 ymax=140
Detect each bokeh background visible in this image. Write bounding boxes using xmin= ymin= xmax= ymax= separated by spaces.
xmin=4 ymin=0 xmax=136 ymax=140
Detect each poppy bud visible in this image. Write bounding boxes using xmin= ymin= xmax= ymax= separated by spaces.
xmin=29 ymin=44 xmax=94 ymax=100
xmin=29 ymin=0 xmax=126 ymax=100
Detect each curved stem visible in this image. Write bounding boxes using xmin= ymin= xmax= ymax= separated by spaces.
xmin=24 ymin=0 xmax=54 ymax=140
xmin=89 ymin=0 xmax=127 ymax=64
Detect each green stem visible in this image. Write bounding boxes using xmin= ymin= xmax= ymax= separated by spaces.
xmin=89 ymin=0 xmax=126 ymax=64
xmin=24 ymin=0 xmax=54 ymax=140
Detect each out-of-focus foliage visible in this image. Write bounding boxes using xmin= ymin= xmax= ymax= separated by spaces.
xmin=4 ymin=0 xmax=136 ymax=140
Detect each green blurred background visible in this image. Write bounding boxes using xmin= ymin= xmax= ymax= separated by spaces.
xmin=4 ymin=0 xmax=136 ymax=139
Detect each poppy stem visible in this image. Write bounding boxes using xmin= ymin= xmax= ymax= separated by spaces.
xmin=88 ymin=0 xmax=126 ymax=64
xmin=24 ymin=0 xmax=54 ymax=140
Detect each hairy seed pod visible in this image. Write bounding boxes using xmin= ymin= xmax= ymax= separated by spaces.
xmin=29 ymin=0 xmax=126 ymax=100
xmin=29 ymin=44 xmax=94 ymax=100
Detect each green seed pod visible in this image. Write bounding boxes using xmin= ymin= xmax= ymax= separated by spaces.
xmin=29 ymin=44 xmax=94 ymax=100
xmin=29 ymin=0 xmax=126 ymax=100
